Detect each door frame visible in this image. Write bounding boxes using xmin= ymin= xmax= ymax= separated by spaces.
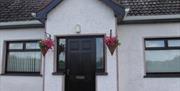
xmin=55 ymin=34 xmax=106 ymax=91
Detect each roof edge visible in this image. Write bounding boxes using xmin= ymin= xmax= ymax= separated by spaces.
xmin=124 ymin=14 xmax=180 ymax=21
xmin=0 ymin=20 xmax=44 ymax=29
xmin=34 ymin=0 xmax=125 ymax=23
xmin=35 ymin=0 xmax=64 ymax=23
xmin=118 ymin=18 xmax=180 ymax=25
xmin=0 ymin=20 xmax=42 ymax=26
xmin=100 ymin=0 xmax=125 ymax=17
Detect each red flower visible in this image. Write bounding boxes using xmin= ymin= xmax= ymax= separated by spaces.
xmin=105 ymin=36 xmax=119 ymax=47
xmin=43 ymin=38 xmax=54 ymax=49
xmin=39 ymin=38 xmax=54 ymax=56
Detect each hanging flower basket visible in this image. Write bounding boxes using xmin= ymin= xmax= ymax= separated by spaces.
xmin=39 ymin=38 xmax=54 ymax=56
xmin=105 ymin=36 xmax=120 ymax=55
xmin=105 ymin=30 xmax=120 ymax=55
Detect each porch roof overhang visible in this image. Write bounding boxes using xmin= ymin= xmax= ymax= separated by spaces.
xmin=34 ymin=0 xmax=125 ymax=24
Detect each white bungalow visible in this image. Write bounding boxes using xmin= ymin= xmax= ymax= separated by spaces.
xmin=0 ymin=0 xmax=180 ymax=91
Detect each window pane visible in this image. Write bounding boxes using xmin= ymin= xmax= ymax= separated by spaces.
xmin=96 ymin=38 xmax=104 ymax=70
xmin=9 ymin=43 xmax=23 ymax=49
xmin=145 ymin=50 xmax=180 ymax=72
xmin=7 ymin=52 xmax=41 ymax=72
xmin=58 ymin=39 xmax=66 ymax=71
xmin=168 ymin=40 xmax=180 ymax=47
xmin=57 ymin=37 xmax=105 ymax=72
xmin=26 ymin=42 xmax=40 ymax=49
xmin=145 ymin=40 xmax=165 ymax=48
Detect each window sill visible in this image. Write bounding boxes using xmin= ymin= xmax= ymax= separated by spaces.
xmin=52 ymin=72 xmax=108 ymax=76
xmin=144 ymin=73 xmax=180 ymax=78
xmin=1 ymin=73 xmax=42 ymax=77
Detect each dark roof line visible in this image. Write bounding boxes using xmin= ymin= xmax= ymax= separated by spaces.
xmin=101 ymin=0 xmax=125 ymax=17
xmin=0 ymin=24 xmax=44 ymax=30
xmin=36 ymin=0 xmax=63 ymax=23
xmin=35 ymin=0 xmax=125 ymax=23
xmin=119 ymin=18 xmax=180 ymax=25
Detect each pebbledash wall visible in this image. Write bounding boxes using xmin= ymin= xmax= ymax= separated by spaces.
xmin=44 ymin=0 xmax=118 ymax=91
xmin=0 ymin=0 xmax=118 ymax=91
xmin=118 ymin=23 xmax=180 ymax=91
xmin=0 ymin=28 xmax=44 ymax=91
xmin=1 ymin=0 xmax=180 ymax=91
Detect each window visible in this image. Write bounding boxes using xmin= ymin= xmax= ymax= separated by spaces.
xmin=56 ymin=36 xmax=106 ymax=74
xmin=144 ymin=38 xmax=180 ymax=77
xmin=5 ymin=41 xmax=41 ymax=75
xmin=57 ymin=38 xmax=66 ymax=72
xmin=96 ymin=37 xmax=105 ymax=72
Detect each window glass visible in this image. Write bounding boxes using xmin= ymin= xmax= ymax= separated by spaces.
xmin=57 ymin=39 xmax=66 ymax=71
xmin=6 ymin=41 xmax=41 ymax=74
xmin=57 ymin=36 xmax=105 ymax=73
xmin=145 ymin=50 xmax=180 ymax=73
xmin=7 ymin=52 xmax=41 ymax=72
xmin=96 ymin=38 xmax=104 ymax=71
xmin=26 ymin=42 xmax=40 ymax=49
xmin=9 ymin=43 xmax=23 ymax=49
xmin=145 ymin=40 xmax=165 ymax=48
xmin=168 ymin=40 xmax=180 ymax=47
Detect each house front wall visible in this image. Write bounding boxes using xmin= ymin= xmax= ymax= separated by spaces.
xmin=118 ymin=23 xmax=180 ymax=91
xmin=45 ymin=0 xmax=118 ymax=91
xmin=0 ymin=28 xmax=44 ymax=91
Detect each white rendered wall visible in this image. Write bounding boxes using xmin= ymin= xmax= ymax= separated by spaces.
xmin=118 ymin=23 xmax=180 ymax=91
xmin=0 ymin=28 xmax=44 ymax=91
xmin=45 ymin=0 xmax=117 ymax=91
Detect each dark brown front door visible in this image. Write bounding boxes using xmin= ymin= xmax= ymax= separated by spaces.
xmin=65 ymin=37 xmax=96 ymax=91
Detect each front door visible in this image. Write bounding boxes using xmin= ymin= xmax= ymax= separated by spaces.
xmin=65 ymin=37 xmax=96 ymax=91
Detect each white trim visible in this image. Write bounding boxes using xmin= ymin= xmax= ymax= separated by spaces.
xmin=123 ymin=14 xmax=180 ymax=21
xmin=0 ymin=20 xmax=42 ymax=26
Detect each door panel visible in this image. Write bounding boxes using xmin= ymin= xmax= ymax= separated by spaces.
xmin=65 ymin=38 xmax=96 ymax=91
